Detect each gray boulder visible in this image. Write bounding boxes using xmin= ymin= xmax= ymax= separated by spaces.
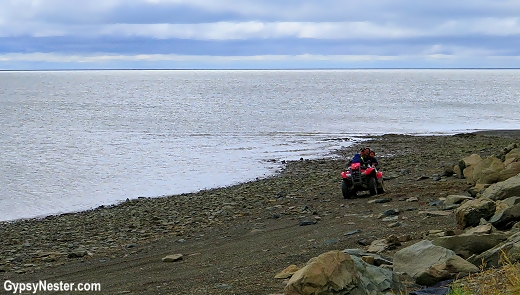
xmin=432 ymin=233 xmax=508 ymax=259
xmin=482 ymin=174 xmax=520 ymax=201
xmin=454 ymin=198 xmax=496 ymax=229
xmin=490 ymin=203 xmax=520 ymax=230
xmin=468 ymin=232 xmax=520 ymax=268
xmin=284 ymin=250 xmax=403 ymax=295
xmin=393 ymin=240 xmax=478 ymax=286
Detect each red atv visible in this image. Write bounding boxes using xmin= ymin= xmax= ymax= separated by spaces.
xmin=341 ymin=162 xmax=385 ymax=199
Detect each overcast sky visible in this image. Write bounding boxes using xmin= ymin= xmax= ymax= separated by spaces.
xmin=1 ymin=0 xmax=520 ymax=70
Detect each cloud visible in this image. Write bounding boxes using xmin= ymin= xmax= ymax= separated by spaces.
xmin=1 ymin=0 xmax=520 ymax=69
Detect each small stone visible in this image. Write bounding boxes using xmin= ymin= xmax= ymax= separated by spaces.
xmin=388 ymin=222 xmax=401 ymax=228
xmin=162 ymin=254 xmax=183 ymax=262
xmin=383 ymin=209 xmax=399 ymax=216
xmin=368 ymin=198 xmax=392 ymax=204
xmin=406 ymin=197 xmax=419 ymax=202
xmin=382 ymin=216 xmax=399 ymax=222
xmin=344 ymin=230 xmax=361 ymax=236
xmin=299 ymin=220 xmax=316 ymax=226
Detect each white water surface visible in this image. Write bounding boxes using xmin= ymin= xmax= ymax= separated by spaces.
xmin=1 ymin=69 xmax=519 ymax=221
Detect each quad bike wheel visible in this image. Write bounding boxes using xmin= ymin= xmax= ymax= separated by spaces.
xmin=342 ymin=180 xmax=352 ymax=199
xmin=368 ymin=177 xmax=377 ymax=196
xmin=377 ymin=179 xmax=386 ymax=194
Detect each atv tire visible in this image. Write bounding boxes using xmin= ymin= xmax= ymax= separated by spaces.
xmin=377 ymin=179 xmax=386 ymax=194
xmin=368 ymin=177 xmax=377 ymax=196
xmin=342 ymin=180 xmax=352 ymax=199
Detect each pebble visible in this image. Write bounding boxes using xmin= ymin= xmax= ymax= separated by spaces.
xmin=162 ymin=254 xmax=183 ymax=262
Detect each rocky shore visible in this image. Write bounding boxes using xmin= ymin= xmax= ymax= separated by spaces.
xmin=1 ymin=130 xmax=520 ymax=294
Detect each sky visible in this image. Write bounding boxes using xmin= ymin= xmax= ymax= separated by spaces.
xmin=1 ymin=0 xmax=520 ymax=70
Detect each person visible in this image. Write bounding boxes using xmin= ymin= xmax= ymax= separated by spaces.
xmin=351 ymin=148 xmax=368 ymax=165
xmin=367 ymin=151 xmax=379 ymax=168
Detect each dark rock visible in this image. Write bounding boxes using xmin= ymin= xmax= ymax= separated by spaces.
xmin=299 ymin=220 xmax=316 ymax=226
xmin=383 ymin=209 xmax=399 ymax=216
xmin=373 ymin=198 xmax=393 ymax=204
xmin=344 ymin=230 xmax=361 ymax=236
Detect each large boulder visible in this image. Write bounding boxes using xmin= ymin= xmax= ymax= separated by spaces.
xmin=415 ymin=255 xmax=479 ymax=286
xmin=481 ymin=174 xmax=520 ymax=201
xmin=462 ymin=154 xmax=483 ymax=168
xmin=504 ymin=147 xmax=520 ymax=166
xmin=432 ymin=233 xmax=508 ymax=258
xmin=454 ymin=198 xmax=496 ymax=229
xmin=350 ymin=256 xmax=404 ymax=295
xmin=285 ymin=251 xmax=360 ymax=295
xmin=489 ymin=203 xmax=520 ymax=230
xmin=471 ymin=156 xmax=505 ymax=185
xmin=497 ymin=162 xmax=520 ymax=182
xmin=284 ymin=250 xmax=402 ymax=295
xmin=468 ymin=232 xmax=520 ymax=268
xmin=393 ymin=240 xmax=477 ymax=286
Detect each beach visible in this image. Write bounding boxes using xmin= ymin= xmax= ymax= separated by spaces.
xmin=1 ymin=130 xmax=520 ymax=295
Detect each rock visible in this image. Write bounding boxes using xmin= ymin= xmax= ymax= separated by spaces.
xmin=361 ymin=256 xmax=375 ymax=265
xmin=469 ymin=232 xmax=520 ymax=268
xmin=67 ymin=249 xmax=87 ymax=258
xmin=344 ymin=230 xmax=361 ymax=236
xmin=432 ymin=233 xmax=508 ymax=259
xmin=299 ymin=220 xmax=316 ymax=226
xmin=497 ymin=162 xmax=520 ymax=182
xmin=444 ymin=195 xmax=473 ymax=206
xmin=381 ymin=216 xmax=399 ymax=222
xmin=504 ymin=147 xmax=520 ymax=166
xmin=284 ymin=251 xmax=360 ymax=295
xmin=453 ymin=165 xmax=463 ymax=179
xmin=418 ymin=211 xmax=452 ymax=217
xmin=162 ymin=254 xmax=183 ymax=262
xmin=274 ymin=264 xmax=300 ymax=279
xmin=463 ymin=166 xmax=475 ymax=183
xmin=383 ymin=209 xmax=399 ymax=216
xmin=454 ymin=198 xmax=496 ymax=229
xmin=368 ymin=198 xmax=392 ymax=204
xmin=481 ymin=173 xmax=520 ymax=201
xmin=415 ymin=255 xmax=479 ymax=286
xmin=490 ymin=203 xmax=520 ymax=230
xmin=406 ymin=197 xmax=419 ymax=202
xmin=462 ymin=154 xmax=483 ymax=168
xmin=464 ymin=223 xmax=495 ymax=235
xmin=501 ymin=196 xmax=520 ymax=208
xmin=367 ymin=235 xmax=401 ymax=253
xmin=394 ymin=240 xmax=475 ymax=286
xmin=350 ymin=256 xmax=404 ymax=294
xmin=471 ymin=156 xmax=504 ymax=185
xmin=285 ymin=250 xmax=403 ymax=295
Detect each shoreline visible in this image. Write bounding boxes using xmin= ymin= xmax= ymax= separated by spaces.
xmin=1 ymin=128 xmax=518 ymax=226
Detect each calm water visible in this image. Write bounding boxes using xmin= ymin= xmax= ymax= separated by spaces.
xmin=1 ymin=69 xmax=519 ymax=221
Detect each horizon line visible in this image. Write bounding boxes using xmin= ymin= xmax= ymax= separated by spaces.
xmin=2 ymin=67 xmax=520 ymax=72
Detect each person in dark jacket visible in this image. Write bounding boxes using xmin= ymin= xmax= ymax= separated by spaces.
xmin=366 ymin=151 xmax=379 ymax=168
xmin=351 ymin=148 xmax=368 ymax=165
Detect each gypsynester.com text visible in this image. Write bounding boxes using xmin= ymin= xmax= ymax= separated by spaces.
xmin=3 ymin=280 xmax=101 ymax=294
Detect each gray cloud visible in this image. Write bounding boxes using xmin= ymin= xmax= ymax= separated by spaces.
xmin=1 ymin=0 xmax=520 ymax=69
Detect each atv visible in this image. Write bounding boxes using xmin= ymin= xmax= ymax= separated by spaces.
xmin=341 ymin=162 xmax=385 ymax=199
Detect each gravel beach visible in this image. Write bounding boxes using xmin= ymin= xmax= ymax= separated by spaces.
xmin=1 ymin=130 xmax=520 ymax=295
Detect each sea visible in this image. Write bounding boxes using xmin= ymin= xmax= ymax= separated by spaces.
xmin=1 ymin=69 xmax=519 ymax=222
